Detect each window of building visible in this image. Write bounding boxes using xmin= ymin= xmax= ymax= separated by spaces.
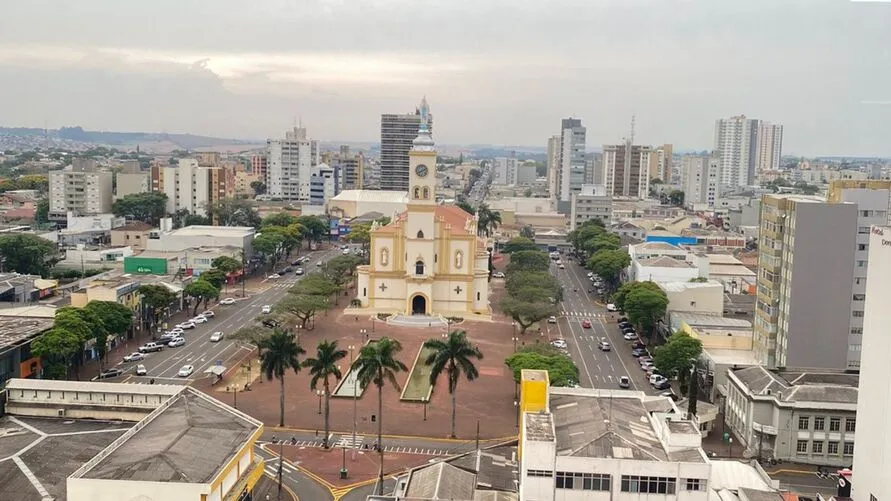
xmin=798 ymin=416 xmax=810 ymax=430
xmin=417 ymin=230 xmax=424 ymax=239
xmin=830 ymin=417 xmax=841 ymax=431
xmin=853 ymin=294 xmax=866 ymax=301
xmin=844 ymin=442 xmax=854 ymax=455
xmin=555 ymin=472 xmax=574 ymax=489
xmin=362 ymin=288 xmax=367 ymax=297
xmin=526 ymin=470 xmax=553 ymax=478
xmin=828 ymin=441 xmax=839 ymax=455
xmin=620 ymin=476 xmax=676 ymax=494
xmin=858 ymin=226 xmax=870 ymax=234
xmin=857 ymin=260 xmax=868 ymax=267
xmin=415 ymin=260 xmax=425 ymax=275
xmin=858 ymin=243 xmax=867 ymax=251
xmin=413 ymin=187 xmax=420 ymax=199
xmin=845 ymin=418 xmax=856 ymax=432
xmin=861 ymin=210 xmax=872 ymax=217
xmin=853 ymin=310 xmax=865 ymax=318
xmin=812 ymin=441 xmax=824 ymax=454
xmin=796 ymin=440 xmax=809 ymax=454
xmin=422 ymin=187 xmax=429 ymax=199
xmin=685 ymin=479 xmax=704 ymax=491
xmin=814 ymin=417 xmax=825 ymax=431
xmin=477 ymin=292 xmax=480 ymax=301
xmin=851 ymin=328 xmax=863 ymax=335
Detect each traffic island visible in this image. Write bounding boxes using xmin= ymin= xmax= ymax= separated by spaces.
xmin=400 ymin=345 xmax=436 ymax=402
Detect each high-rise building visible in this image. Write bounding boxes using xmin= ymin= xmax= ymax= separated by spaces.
xmin=114 ymin=160 xmax=150 ymax=199
xmin=48 ymin=158 xmax=113 ymax=217
xmin=323 ymin=146 xmax=364 ymax=192
xmin=515 ymin=161 xmax=537 ymax=185
xmin=546 ymin=135 xmax=561 ymax=199
xmin=753 ymin=194 xmax=857 ymax=369
xmin=380 ymin=98 xmax=432 ymax=191
xmin=648 ymin=144 xmax=673 ymax=182
xmin=602 ymin=140 xmax=652 ymax=199
xmin=266 ymin=126 xmax=319 ymax=202
xmin=570 ymin=184 xmax=612 ymax=230
xmin=492 ymin=155 xmax=518 ymax=186
xmin=557 ymin=118 xmax=586 ymax=203
xmin=151 ymin=159 xmax=235 ymax=217
xmin=853 ymin=225 xmax=891 ymax=501
xmin=680 ymin=154 xmax=720 ymax=207
xmin=755 ymin=122 xmax=784 ymax=173
xmin=309 ymin=163 xmax=338 ymax=205
xmin=250 ymin=154 xmax=267 ymax=180
xmin=714 ymin=115 xmax=759 ymax=188
xmin=826 ymin=180 xmax=891 ymax=370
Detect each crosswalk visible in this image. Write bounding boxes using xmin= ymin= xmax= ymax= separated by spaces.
xmin=336 ymin=434 xmax=364 ymax=448
xmin=267 ymin=280 xmax=299 ymax=290
xmin=261 ymin=436 xmax=451 ymax=456
xmin=264 ymin=458 xmax=299 ymax=478
xmin=561 ymin=311 xmax=607 ymax=318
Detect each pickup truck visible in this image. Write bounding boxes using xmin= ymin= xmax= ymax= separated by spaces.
xmin=139 ymin=342 xmax=164 ymax=353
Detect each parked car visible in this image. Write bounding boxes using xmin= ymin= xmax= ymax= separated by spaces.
xmin=291 ymin=259 xmax=302 ymax=266
xmin=192 ymin=315 xmax=208 ymax=324
xmin=261 ymin=305 xmax=272 ymax=314
xmin=168 ymin=328 xmax=184 ymax=335
xmin=316 ymin=261 xmax=323 ymax=266
xmin=618 ymin=321 xmax=631 ymax=328
xmin=598 ymin=339 xmax=611 ymax=351
xmin=210 ymin=331 xmax=224 ymax=342
xmin=623 ymin=332 xmax=638 ymax=341
xmin=92 ymin=368 xmax=123 ymax=381
xmin=136 ymin=364 xmax=147 ymax=376
xmin=262 ymin=319 xmax=278 ymax=328
xmin=618 ymin=316 xmax=628 ymax=323
xmin=267 ymin=273 xmax=281 ymax=279
xmin=201 ymin=310 xmax=215 ymax=318
xmin=177 ymin=365 xmax=194 ymax=377
xmin=606 ymin=303 xmax=618 ymax=312
xmin=168 ymin=337 xmax=186 ymax=347
xmin=587 ymin=272 xmax=594 ymax=278
xmin=656 ymin=382 xmax=674 ymax=392
xmin=618 ymin=376 xmax=631 ymax=389
xmin=220 ymin=298 xmax=237 ymax=305
xmin=631 ymin=341 xmax=647 ymax=350
xmin=123 ymin=352 xmax=145 ymax=362
xmin=139 ymin=342 xmax=164 ymax=353
xmin=492 ymin=271 xmax=505 ymax=278
xmin=551 ymin=339 xmax=568 ymax=349
xmin=631 ymin=348 xmax=648 ymax=357
xmin=294 ymin=268 xmax=305 ymax=275
xmin=640 ymin=361 xmax=655 ymax=371
xmin=547 ymin=316 xmax=557 ymax=324
xmin=581 ymin=319 xmax=592 ymax=329
xmin=558 ymin=263 xmax=565 ymax=269
xmin=177 ymin=321 xmax=196 ymax=330
xmin=650 ymin=374 xmax=668 ymax=386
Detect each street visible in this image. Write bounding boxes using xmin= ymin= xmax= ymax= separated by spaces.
xmin=549 ymin=256 xmax=661 ymax=395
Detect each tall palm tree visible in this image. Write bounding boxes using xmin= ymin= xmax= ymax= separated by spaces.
xmin=423 ymin=330 xmax=484 ymax=439
xmin=354 ymin=337 xmax=408 ymax=495
xmin=303 ymin=340 xmax=348 ymax=448
xmin=259 ymin=328 xmax=305 ymax=427
xmin=476 ymin=204 xmax=502 ymax=238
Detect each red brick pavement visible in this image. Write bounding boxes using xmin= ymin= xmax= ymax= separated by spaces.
xmin=281 ymin=445 xmax=436 ymax=488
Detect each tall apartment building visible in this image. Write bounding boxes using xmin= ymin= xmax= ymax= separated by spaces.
xmin=853 ymin=225 xmax=891 ymax=501
xmin=492 ymin=155 xmax=518 ymax=186
xmin=380 ymin=98 xmax=432 ymax=191
xmin=648 ymin=144 xmax=673 ymax=182
xmin=680 ymin=154 xmax=720 ymax=207
xmin=196 ymin=151 xmax=221 ymax=167
xmin=516 ymin=161 xmax=536 ymax=185
xmin=322 ymin=146 xmax=364 ymax=192
xmin=250 ymin=154 xmax=267 ymax=180
xmin=49 ymin=158 xmax=113 ymax=217
xmin=753 ymin=194 xmax=857 ymax=369
xmin=309 ymin=163 xmax=339 ymax=205
xmin=151 ymin=159 xmax=235 ymax=216
xmin=266 ymin=126 xmax=319 ymax=202
xmin=826 ymin=180 xmax=891 ymax=369
xmin=114 ymin=160 xmax=150 ymax=199
xmin=602 ymin=140 xmax=652 ymax=199
xmin=546 ymin=135 xmax=561 ymax=198
xmin=570 ymin=184 xmax=612 ymax=230
xmin=557 ymin=118 xmax=587 ymax=203
xmin=755 ymin=122 xmax=784 ymax=173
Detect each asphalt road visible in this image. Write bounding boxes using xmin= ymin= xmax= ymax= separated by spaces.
xmin=110 ymin=247 xmax=343 ymax=382
xmin=549 ymin=257 xmax=661 ymax=395
xmin=255 ymin=443 xmax=330 ymax=501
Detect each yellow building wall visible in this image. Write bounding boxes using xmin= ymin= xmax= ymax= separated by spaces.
xmin=680 ymin=322 xmax=754 ymax=350
xmin=519 ymin=369 xmax=550 ymax=459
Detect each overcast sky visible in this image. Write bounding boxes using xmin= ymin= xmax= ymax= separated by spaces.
xmin=1 ymin=0 xmax=889 ymax=156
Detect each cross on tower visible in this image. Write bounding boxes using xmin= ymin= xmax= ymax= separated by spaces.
xmin=379 ymin=283 xmax=388 ymax=292
xmin=454 ymin=286 xmax=463 ymax=295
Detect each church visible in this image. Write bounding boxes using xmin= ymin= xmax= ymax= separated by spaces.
xmin=354 ymin=104 xmax=490 ymax=318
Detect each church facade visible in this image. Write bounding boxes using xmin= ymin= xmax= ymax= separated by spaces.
xmin=354 ymin=104 xmax=490 ymax=318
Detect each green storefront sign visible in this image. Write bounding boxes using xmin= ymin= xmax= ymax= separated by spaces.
xmin=123 ymin=257 xmax=169 ymax=275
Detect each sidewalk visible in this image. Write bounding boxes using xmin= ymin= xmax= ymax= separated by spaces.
xmin=253 ymin=475 xmax=299 ymax=501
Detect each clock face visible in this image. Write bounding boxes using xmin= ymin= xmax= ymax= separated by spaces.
xmin=415 ymin=164 xmax=429 ymax=177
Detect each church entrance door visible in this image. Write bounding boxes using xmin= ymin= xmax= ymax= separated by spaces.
xmin=411 ymin=295 xmax=427 ymax=315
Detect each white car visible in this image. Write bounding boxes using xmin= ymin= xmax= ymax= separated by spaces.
xmin=316 ymin=261 xmax=323 ymax=266
xmin=210 ymin=331 xmax=224 ymax=342
xmin=192 ymin=315 xmax=208 ymax=324
xmin=547 ymin=315 xmax=557 ymax=324
xmin=587 ymin=272 xmax=594 ymax=278
xmin=558 ymin=264 xmax=565 ymax=269
xmin=178 ymin=365 xmax=194 ymax=377
xmin=294 ymin=268 xmax=304 ymax=275
xmin=220 ymin=298 xmax=236 ymax=305
xmin=136 ymin=364 xmax=147 ymax=376
xmin=123 ymin=352 xmax=145 ymax=362
xmin=168 ymin=327 xmax=184 ymax=335
xmin=201 ymin=310 xmax=215 ymax=318
xmin=650 ymin=374 xmax=668 ymax=386
xmin=168 ymin=337 xmax=186 ymax=347
xmin=267 ymin=273 xmax=281 ymax=279
xmin=550 ymin=339 xmax=568 ymax=349
xmin=342 ymin=249 xmax=351 ymax=255
xmin=261 ymin=305 xmax=272 ymax=314
xmin=606 ymin=303 xmax=618 ymax=312
xmin=177 ymin=321 xmax=196 ymax=330
xmin=623 ymin=332 xmax=638 ymax=341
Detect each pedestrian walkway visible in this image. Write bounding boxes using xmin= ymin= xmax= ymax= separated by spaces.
xmin=259 ymin=437 xmax=451 ymax=456
xmin=336 ymin=434 xmax=365 ymax=448
xmin=561 ymin=311 xmax=607 ymax=318
xmin=264 ymin=457 xmax=301 ymax=479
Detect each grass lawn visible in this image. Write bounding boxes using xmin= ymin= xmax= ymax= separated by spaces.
xmin=400 ymin=345 xmax=436 ymax=402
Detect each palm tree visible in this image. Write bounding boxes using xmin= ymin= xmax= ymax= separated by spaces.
xmin=259 ymin=328 xmax=306 ymax=427
xmin=354 ymin=337 xmax=408 ymax=495
xmin=423 ymin=330 xmax=484 ymax=438
xmin=302 ymin=340 xmax=348 ymax=448
xmin=476 ymin=204 xmax=502 ymax=237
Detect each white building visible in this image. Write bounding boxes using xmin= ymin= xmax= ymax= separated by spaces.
xmin=547 ymin=135 xmax=561 ymax=199
xmin=493 ymin=155 xmax=518 ymax=186
xmin=681 ymin=154 xmax=720 ymax=207
xmin=114 ymin=160 xmax=150 ymax=199
xmin=151 ymin=159 xmax=224 ymax=217
xmin=558 ymin=118 xmax=587 ymax=203
xmin=48 ymin=160 xmax=114 ymax=217
xmin=327 ymin=190 xmax=409 ymax=220
xmin=516 ymin=161 xmax=537 ymax=185
xmin=146 ymin=225 xmax=255 ymax=256
xmin=852 ymin=224 xmax=891 ymax=501
xmin=570 ymin=184 xmax=612 ymax=230
xmin=266 ymin=125 xmax=320 ymax=202
xmin=755 ymin=122 xmax=783 ymax=173
xmin=715 ymin=115 xmax=759 ymax=189
xmin=603 ymin=141 xmax=652 ymax=199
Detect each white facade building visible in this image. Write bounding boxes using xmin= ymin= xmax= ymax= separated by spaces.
xmin=715 ymin=115 xmax=759 ymax=189
xmin=146 ymin=225 xmax=255 ymax=256
xmin=547 ymin=135 xmax=561 ymax=199
xmin=49 ymin=162 xmax=114 ymax=217
xmin=558 ymin=118 xmax=587 ymax=202
xmin=570 ymin=184 xmax=612 ymax=230
xmin=492 ymin=156 xmax=518 ymax=186
xmin=681 ymin=154 xmax=721 ymax=207
xmin=266 ymin=126 xmax=319 ymax=202
xmin=755 ymin=122 xmax=783 ymax=173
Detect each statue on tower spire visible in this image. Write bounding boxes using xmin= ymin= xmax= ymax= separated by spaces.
xmin=412 ymin=96 xmax=435 ymax=151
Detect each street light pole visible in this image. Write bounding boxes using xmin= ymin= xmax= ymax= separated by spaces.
xmin=350 ymin=343 xmax=358 ymax=455
xmin=277 ymin=439 xmax=284 ymax=501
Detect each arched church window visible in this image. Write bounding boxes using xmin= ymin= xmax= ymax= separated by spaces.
xmin=414 ymin=186 xmax=420 ymax=199
xmin=415 ymin=260 xmax=425 ymax=275
xmin=423 ymin=187 xmax=429 ymax=199
xmin=380 ymin=248 xmax=389 ymax=266
xmin=417 ymin=230 xmax=424 ymax=239
xmin=455 ymin=251 xmax=463 ymax=269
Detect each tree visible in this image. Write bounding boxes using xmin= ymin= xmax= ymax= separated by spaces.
xmin=184 ymin=213 xmax=212 ymax=226
xmin=211 ymin=255 xmax=242 ymax=274
xmin=323 ymin=254 xmax=362 ymax=291
xmin=504 ymin=352 xmax=580 ymax=387
xmin=501 ymin=237 xmax=538 ymax=254
xmin=250 ymin=180 xmax=267 ymax=196
xmin=112 ymin=192 xmax=168 ymax=224
xmin=297 ymin=215 xmax=329 ymax=244
xmin=200 ymin=268 xmax=227 ymax=289
xmin=653 ymin=332 xmax=703 ymax=392
xmin=259 ymin=329 xmax=305 ymax=427
xmin=32 ymin=328 xmax=82 ymax=379
xmin=354 ymin=337 xmax=408 ymax=495
xmin=624 ymin=285 xmax=669 ymax=338
xmin=500 ymin=297 xmax=557 ymax=334
xmin=35 ymin=198 xmax=49 ymax=225
xmin=276 ymin=293 xmax=331 ymax=329
xmin=262 ymin=212 xmax=297 ymax=228
xmin=0 ymin=233 xmax=59 ymax=275
xmin=519 ymin=225 xmax=535 ymax=239
xmin=210 ymin=197 xmax=262 ymax=227
xmin=52 ymin=306 xmax=97 ymax=377
xmin=667 ymin=190 xmax=685 ymax=207
xmin=687 ymin=370 xmax=699 ymax=418
xmin=611 ymin=281 xmax=662 ymax=313
xmin=302 ymin=340 xmax=347 ymax=448
xmin=476 ymin=204 xmax=502 ymax=237
xmin=423 ymin=330 xmax=483 ymax=438
xmin=504 ymin=271 xmax=561 ymax=301
xmin=17 ymin=174 xmax=49 ymax=192
xmin=253 ymin=232 xmax=286 ymax=270
xmin=569 ymin=220 xmax=618 ymax=257
xmin=290 ymin=273 xmax=339 ymax=297
xmin=138 ymin=284 xmax=176 ymax=328
xmin=83 ymin=301 xmax=133 ymax=370
xmin=231 ymin=325 xmax=272 ymax=358
xmin=586 ymin=249 xmax=630 ymax=290
xmin=456 ymin=200 xmax=475 ymax=215
xmin=262 ymin=224 xmax=304 ymax=257
xmin=505 ymin=250 xmax=549 ymax=275
xmin=183 ymin=279 xmax=220 ymax=315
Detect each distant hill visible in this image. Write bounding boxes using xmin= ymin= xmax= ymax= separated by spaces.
xmin=0 ymin=126 xmax=257 ymax=150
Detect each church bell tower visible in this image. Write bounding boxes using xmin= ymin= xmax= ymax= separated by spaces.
xmin=408 ymin=97 xmax=436 ymax=206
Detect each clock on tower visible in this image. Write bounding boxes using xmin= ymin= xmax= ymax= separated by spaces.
xmin=408 ymin=112 xmax=437 ymax=204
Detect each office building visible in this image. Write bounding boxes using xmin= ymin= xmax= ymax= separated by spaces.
xmin=546 ymin=135 xmax=561 ymax=199
xmin=557 ymin=118 xmax=587 ymax=203
xmin=492 ymin=155 xmax=518 ymax=186
xmin=753 ymin=194 xmax=857 ymax=369
xmin=852 ymin=224 xmax=891 ymax=501
xmin=755 ymin=122 xmax=784 ymax=173
xmin=151 ymin=159 xmax=235 ymax=217
xmin=309 ymin=162 xmax=339 ymax=205
xmin=380 ymin=97 xmax=432 ymax=191
xmin=114 ymin=160 xmax=150 ymax=199
xmin=715 ymin=115 xmax=759 ymax=188
xmin=649 ymin=144 xmax=674 ymax=182
xmin=266 ymin=125 xmax=319 ymax=202
xmin=826 ymin=180 xmax=891 ymax=369
xmin=48 ymin=158 xmax=113 ymax=217
xmin=570 ymin=184 xmax=612 ymax=230
xmin=516 ymin=161 xmax=537 ymax=185
xmin=603 ymin=140 xmax=652 ymax=199
xmin=681 ymin=154 xmax=720 ymax=207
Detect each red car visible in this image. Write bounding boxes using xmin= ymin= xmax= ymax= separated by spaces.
xmin=582 ymin=319 xmax=592 ymax=328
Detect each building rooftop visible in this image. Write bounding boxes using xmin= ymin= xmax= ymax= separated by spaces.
xmin=399 ymin=445 xmax=518 ymax=501
xmin=632 ymin=241 xmax=684 ymax=252
xmin=0 ymin=316 xmax=53 ymax=351
xmin=638 ymin=256 xmax=695 ymax=268
xmin=710 ymin=264 xmax=757 ymax=277
xmin=75 ymin=387 xmax=261 ymax=484
xmin=165 ymin=225 xmax=255 ymax=237
xmin=660 ymin=280 xmax=723 ymax=293
xmin=706 ymin=253 xmax=745 ymax=265
xmin=730 ymin=366 xmax=858 ymax=405
xmin=330 ymin=189 xmax=408 ymax=203
xmin=113 ymin=221 xmax=154 ymax=232
xmin=671 ymin=312 xmax=752 ymax=330
xmin=524 ymin=413 xmax=554 ymax=442
xmin=0 ymin=304 xmax=58 ymax=318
